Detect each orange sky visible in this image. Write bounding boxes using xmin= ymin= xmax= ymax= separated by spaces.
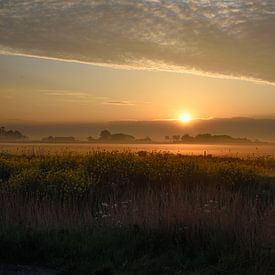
xmin=1 ymin=55 xmax=275 ymax=123
xmin=1 ymin=1 xmax=275 ymax=124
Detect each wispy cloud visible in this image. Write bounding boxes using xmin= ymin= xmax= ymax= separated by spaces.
xmin=40 ymin=89 xmax=92 ymax=100
xmin=103 ymin=101 xmax=135 ymax=106
xmin=1 ymin=1 xmax=275 ymax=84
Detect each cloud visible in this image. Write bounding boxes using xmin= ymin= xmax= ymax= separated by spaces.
xmin=103 ymin=101 xmax=135 ymax=106
xmin=41 ymin=89 xmax=91 ymax=100
xmin=1 ymin=0 xmax=275 ymax=83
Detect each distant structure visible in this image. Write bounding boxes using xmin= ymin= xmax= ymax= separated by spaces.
xmin=0 ymin=126 xmax=27 ymax=141
xmin=41 ymin=136 xmax=76 ymax=143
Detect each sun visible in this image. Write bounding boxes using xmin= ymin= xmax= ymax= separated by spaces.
xmin=179 ymin=113 xmax=191 ymax=123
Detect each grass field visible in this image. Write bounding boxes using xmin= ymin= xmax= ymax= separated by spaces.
xmin=0 ymin=151 xmax=275 ymax=274
xmin=1 ymin=143 xmax=275 ymax=158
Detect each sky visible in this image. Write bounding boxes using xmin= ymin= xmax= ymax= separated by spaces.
xmin=1 ymin=0 xmax=275 ymax=138
xmin=1 ymin=54 xmax=275 ymax=123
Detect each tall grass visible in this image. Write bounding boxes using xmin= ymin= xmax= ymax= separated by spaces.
xmin=0 ymin=152 xmax=275 ymax=274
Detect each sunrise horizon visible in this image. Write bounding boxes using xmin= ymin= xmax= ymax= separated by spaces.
xmin=1 ymin=1 xmax=275 ymax=274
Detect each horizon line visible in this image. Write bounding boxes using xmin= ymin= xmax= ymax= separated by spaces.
xmin=1 ymin=116 xmax=275 ymax=125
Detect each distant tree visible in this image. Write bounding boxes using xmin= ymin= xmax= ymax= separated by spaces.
xmin=165 ymin=136 xmax=170 ymax=141
xmin=0 ymin=127 xmax=5 ymax=136
xmin=87 ymin=136 xmax=95 ymax=142
xmin=196 ymin=133 xmax=212 ymax=139
xmin=111 ymin=133 xmax=135 ymax=141
xmin=172 ymin=135 xmax=180 ymax=142
xmin=181 ymin=134 xmax=194 ymax=143
xmin=14 ymin=130 xmax=24 ymax=139
xmin=41 ymin=136 xmax=54 ymax=142
xmin=0 ymin=126 xmax=26 ymax=140
xmin=0 ymin=127 xmax=6 ymax=138
xmin=41 ymin=136 xmax=75 ymax=143
xmin=99 ymin=130 xmax=112 ymax=140
xmin=144 ymin=136 xmax=152 ymax=142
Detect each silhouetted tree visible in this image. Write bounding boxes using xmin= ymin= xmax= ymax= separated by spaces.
xmin=181 ymin=134 xmax=194 ymax=143
xmin=87 ymin=136 xmax=95 ymax=142
xmin=99 ymin=130 xmax=112 ymax=140
xmin=172 ymin=135 xmax=180 ymax=142
xmin=0 ymin=126 xmax=26 ymax=140
xmin=0 ymin=127 xmax=5 ymax=136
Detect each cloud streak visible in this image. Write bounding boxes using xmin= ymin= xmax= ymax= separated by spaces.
xmin=41 ymin=90 xmax=91 ymax=99
xmin=103 ymin=101 xmax=135 ymax=106
xmin=1 ymin=0 xmax=275 ymax=83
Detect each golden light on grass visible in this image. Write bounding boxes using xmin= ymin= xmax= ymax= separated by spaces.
xmin=179 ymin=113 xmax=192 ymax=123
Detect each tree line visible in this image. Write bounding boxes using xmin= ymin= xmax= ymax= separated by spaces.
xmin=0 ymin=127 xmax=27 ymax=141
xmin=165 ymin=133 xmax=255 ymax=144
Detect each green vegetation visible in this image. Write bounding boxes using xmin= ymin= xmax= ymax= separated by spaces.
xmin=0 ymin=151 xmax=275 ymax=274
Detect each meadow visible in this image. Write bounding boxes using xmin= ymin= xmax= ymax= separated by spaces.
xmin=0 ymin=151 xmax=275 ymax=274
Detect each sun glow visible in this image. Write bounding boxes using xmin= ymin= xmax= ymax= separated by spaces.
xmin=179 ymin=113 xmax=191 ymax=123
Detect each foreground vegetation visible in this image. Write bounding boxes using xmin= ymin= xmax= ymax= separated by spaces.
xmin=0 ymin=151 xmax=275 ymax=274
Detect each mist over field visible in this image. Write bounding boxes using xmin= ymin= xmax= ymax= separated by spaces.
xmin=3 ymin=117 xmax=275 ymax=141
